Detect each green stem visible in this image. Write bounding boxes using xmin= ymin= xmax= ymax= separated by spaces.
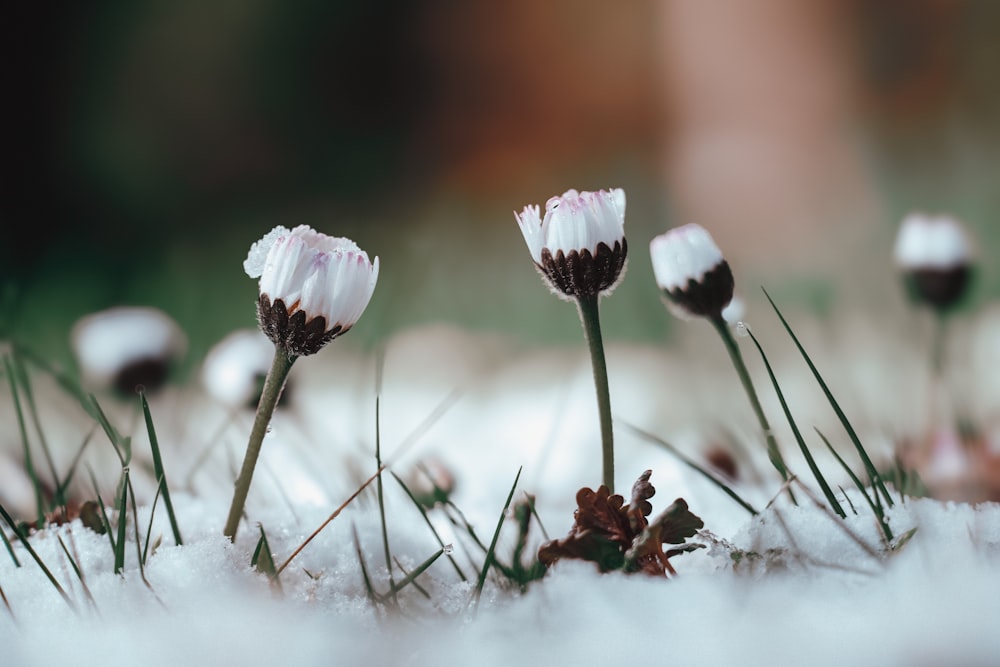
xmin=577 ymin=293 xmax=615 ymax=493
xmin=710 ymin=315 xmax=790 ymax=482
xmin=224 ymin=347 xmax=296 ymax=541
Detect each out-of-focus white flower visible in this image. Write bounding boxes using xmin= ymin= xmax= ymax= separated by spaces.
xmin=649 ymin=223 xmax=734 ymax=319
xmin=71 ymin=306 xmax=187 ymax=395
xmin=244 ymin=225 xmax=379 ymax=356
xmin=202 ymin=329 xmax=289 ymax=409
xmin=515 ymin=188 xmax=627 ymax=300
xmin=893 ymin=213 xmax=973 ymax=310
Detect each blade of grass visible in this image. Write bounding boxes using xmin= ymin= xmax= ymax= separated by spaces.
xmin=839 ymin=485 xmax=858 ymax=515
xmin=54 ymin=428 xmax=96 ymax=506
xmin=113 ymin=468 xmax=129 ymax=575
xmin=276 ymin=388 xmax=461 ymax=576
xmin=523 ymin=493 xmax=550 ymax=542
xmin=142 ymin=477 xmax=165 ymax=566
xmin=745 ymin=329 xmax=845 ymax=518
xmin=0 ymin=501 xmax=76 ymax=611
xmin=386 ymin=547 xmax=446 ymax=598
xmin=620 ymin=420 xmax=758 ymax=516
xmin=10 ymin=353 xmax=61 ymax=505
xmin=391 ymin=472 xmax=467 ymax=581
xmin=88 ymin=467 xmax=117 ymax=557
xmin=351 ymin=522 xmax=378 ymax=606
xmin=1 ymin=526 xmax=19 ymax=567
xmin=126 ymin=474 xmax=154 ymax=589
xmin=57 ymin=535 xmax=97 ymax=610
xmin=763 ymin=288 xmax=894 ymax=508
xmin=710 ymin=315 xmax=792 ymax=487
xmin=251 ymin=524 xmax=282 ymax=592
xmin=4 ymin=355 xmax=46 ymax=527
xmin=815 ymin=428 xmax=893 ymax=543
xmin=140 ymin=391 xmax=182 ymax=546
xmin=373 ymin=393 xmax=396 ymax=606
xmin=89 ymin=394 xmax=130 ymax=467
xmin=392 ymin=556 xmax=431 ymax=598
xmin=473 ymin=466 xmax=522 ymax=609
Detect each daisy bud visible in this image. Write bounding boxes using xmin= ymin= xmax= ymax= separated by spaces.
xmin=893 ymin=213 xmax=973 ymax=311
xmin=649 ymin=223 xmax=734 ymax=319
xmin=202 ymin=329 xmax=292 ymax=409
xmin=244 ymin=225 xmax=379 ymax=356
xmin=515 ymin=188 xmax=628 ymax=300
xmin=71 ymin=306 xmax=187 ymax=395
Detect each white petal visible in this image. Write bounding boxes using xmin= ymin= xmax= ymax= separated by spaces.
xmin=244 ymin=226 xmax=290 ymax=278
xmin=649 ymin=223 xmax=725 ymax=292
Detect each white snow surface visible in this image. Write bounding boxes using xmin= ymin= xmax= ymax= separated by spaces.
xmin=3 ymin=322 xmax=1000 ymax=666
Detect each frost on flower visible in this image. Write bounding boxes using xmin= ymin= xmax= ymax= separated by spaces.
xmin=893 ymin=213 xmax=973 ymax=311
xmin=649 ymin=223 xmax=734 ymax=319
xmin=515 ymin=188 xmax=628 ymax=300
xmin=246 ymin=225 xmax=379 ymax=356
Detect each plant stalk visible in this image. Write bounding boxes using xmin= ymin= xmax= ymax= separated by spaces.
xmin=710 ymin=315 xmax=790 ymax=482
xmin=224 ymin=347 xmax=296 ymax=541
xmin=577 ymin=293 xmax=615 ymax=493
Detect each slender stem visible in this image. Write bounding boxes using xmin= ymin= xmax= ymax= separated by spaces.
xmin=577 ymin=293 xmax=615 ymax=493
xmin=930 ymin=312 xmax=947 ymax=379
xmin=710 ymin=315 xmax=790 ymax=482
xmin=224 ymin=347 xmax=297 ymax=541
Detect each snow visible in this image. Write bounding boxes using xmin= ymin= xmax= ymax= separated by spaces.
xmin=2 ymin=323 xmax=1000 ymax=666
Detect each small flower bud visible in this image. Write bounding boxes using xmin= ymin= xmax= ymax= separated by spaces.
xmin=893 ymin=213 xmax=973 ymax=311
xmin=649 ymin=223 xmax=734 ymax=319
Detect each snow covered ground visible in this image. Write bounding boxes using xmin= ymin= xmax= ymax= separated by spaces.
xmin=2 ymin=322 xmax=1000 ymax=666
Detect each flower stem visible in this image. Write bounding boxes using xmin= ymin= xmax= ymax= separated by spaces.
xmin=224 ymin=347 xmax=297 ymax=541
xmin=710 ymin=315 xmax=791 ymax=483
xmin=577 ymin=293 xmax=615 ymax=493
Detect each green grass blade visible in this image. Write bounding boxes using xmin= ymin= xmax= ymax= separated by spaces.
xmin=251 ymin=524 xmax=282 ymax=592
xmin=391 ymin=471 xmax=467 ymax=581
xmin=386 ymin=547 xmax=446 ymax=597
xmin=4 ymin=355 xmax=46 ymax=527
xmin=57 ymin=535 xmax=97 ymax=610
xmin=621 ymin=420 xmax=759 ymax=516
xmin=373 ymin=394 xmax=396 ymax=606
xmin=745 ymin=329 xmax=845 ymax=518
xmin=351 ymin=523 xmax=379 ymax=606
xmin=815 ymin=427 xmax=892 ymax=543
xmin=142 ymin=477 xmax=165 ymax=566
xmin=10 ymin=353 xmax=61 ymax=506
xmin=114 ymin=468 xmax=129 ymax=575
xmin=1 ymin=523 xmax=20 ymax=567
xmin=474 ymin=466 xmax=522 ymax=609
xmin=0 ymin=501 xmax=76 ymax=611
xmin=763 ymin=288 xmax=894 ymax=508
xmin=140 ymin=392 xmax=182 ymax=546
xmin=88 ymin=467 xmax=117 ymax=557
xmin=55 ymin=428 xmax=96 ymax=506
xmin=89 ymin=395 xmax=131 ymax=467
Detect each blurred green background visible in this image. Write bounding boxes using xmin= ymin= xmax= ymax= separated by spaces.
xmin=5 ymin=1 xmax=1000 ymax=374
